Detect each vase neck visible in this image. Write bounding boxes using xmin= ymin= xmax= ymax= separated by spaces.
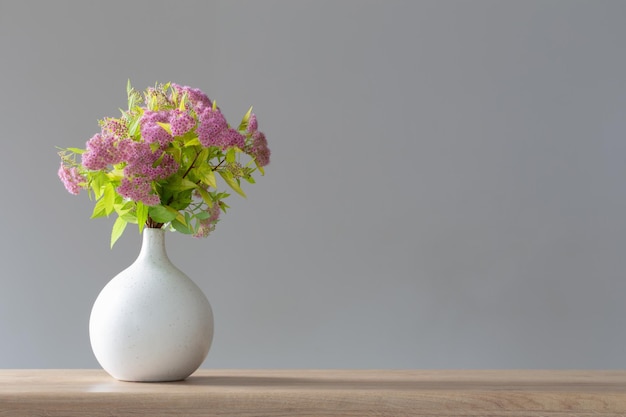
xmin=137 ymin=227 xmax=169 ymax=262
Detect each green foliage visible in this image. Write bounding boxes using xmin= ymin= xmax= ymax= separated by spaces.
xmin=111 ymin=216 xmax=128 ymax=248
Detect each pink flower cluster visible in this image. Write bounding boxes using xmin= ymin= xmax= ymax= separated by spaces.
xmin=58 ymin=163 xmax=86 ymax=195
xmin=81 ymin=124 xmax=180 ymax=205
xmin=169 ymin=109 xmax=196 ymax=136
xmin=140 ymin=111 xmax=173 ymax=147
xmin=246 ymin=115 xmax=271 ymax=167
xmin=116 ymin=141 xmax=179 ymax=205
xmin=172 ymin=83 xmax=212 ymax=111
xmin=82 ymin=134 xmax=125 ymax=170
xmin=194 ymin=201 xmax=221 ymax=238
xmin=170 ymin=84 xmax=246 ymax=151
xmin=197 ymin=107 xmax=246 ymax=149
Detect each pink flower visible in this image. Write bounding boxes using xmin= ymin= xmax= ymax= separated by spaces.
xmin=58 ymin=163 xmax=86 ymax=195
xmin=169 ymin=109 xmax=196 ymax=136
xmin=124 ymin=141 xmax=179 ymax=181
xmin=197 ymin=108 xmax=228 ymax=147
xmin=221 ymin=128 xmax=245 ymax=149
xmin=254 ymin=147 xmax=271 ymax=167
xmin=194 ymin=202 xmax=221 ymax=238
xmin=247 ymin=113 xmax=258 ymax=133
xmin=249 ymin=131 xmax=271 ymax=167
xmin=115 ymin=140 xmax=179 ymax=205
xmin=171 ymin=84 xmax=212 ymax=111
xmin=252 ymin=131 xmax=267 ymax=148
xmin=82 ymin=134 xmax=124 ymax=170
xmin=116 ymin=176 xmax=160 ymax=206
xmin=140 ymin=111 xmax=173 ymax=147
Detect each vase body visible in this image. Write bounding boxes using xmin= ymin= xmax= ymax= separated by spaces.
xmin=89 ymin=228 xmax=213 ymax=382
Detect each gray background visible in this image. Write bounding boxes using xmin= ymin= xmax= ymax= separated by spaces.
xmin=1 ymin=0 xmax=625 ymax=369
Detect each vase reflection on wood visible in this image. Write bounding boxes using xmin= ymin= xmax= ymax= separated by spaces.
xmin=89 ymin=227 xmax=214 ymax=382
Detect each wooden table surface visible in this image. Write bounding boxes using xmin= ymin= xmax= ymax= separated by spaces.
xmin=1 ymin=369 xmax=625 ymax=416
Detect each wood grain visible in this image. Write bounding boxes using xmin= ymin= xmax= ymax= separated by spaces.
xmin=0 ymin=369 xmax=625 ymax=416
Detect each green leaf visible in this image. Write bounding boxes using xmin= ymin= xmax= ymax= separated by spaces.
xmin=113 ymin=202 xmax=133 ymax=217
xmin=111 ymin=216 xmax=128 ymax=248
xmin=171 ymin=219 xmax=193 ymax=234
xmin=136 ymin=202 xmax=148 ymax=233
xmin=181 ymin=146 xmax=196 ymax=165
xmin=196 ymin=187 xmax=213 ymax=208
xmin=103 ymin=183 xmax=115 ymax=216
xmin=128 ymin=116 xmax=141 ymax=137
xmin=179 ymin=92 xmax=187 ymax=111
xmin=226 ymin=147 xmax=236 ymax=164
xmin=184 ymin=137 xmax=201 ymax=147
xmin=181 ymin=178 xmax=198 ymax=190
xmin=198 ymin=167 xmax=217 ymax=189
xmin=168 ymin=145 xmax=182 ymax=163
xmin=175 ymin=211 xmax=187 ymax=225
xmin=120 ymin=213 xmax=138 ymax=223
xmin=156 ymin=122 xmax=172 ymax=135
xmin=256 ymin=163 xmax=265 ymax=176
xmin=195 ymin=211 xmax=211 ymax=220
xmin=67 ymin=147 xmax=86 ymax=154
xmin=148 ymin=205 xmax=178 ymax=223
xmin=197 ymin=148 xmax=209 ymax=163
xmin=128 ymin=97 xmax=136 ymax=112
xmin=169 ymin=191 xmax=193 ymax=211
xmin=153 ymin=150 xmax=165 ymax=166
xmin=168 ymin=176 xmax=198 ymax=192
xmin=91 ymin=177 xmax=105 ymax=200
xmin=219 ymin=170 xmax=246 ymax=198
xmin=91 ymin=197 xmax=108 ymax=219
xmin=237 ymin=106 xmax=253 ymax=131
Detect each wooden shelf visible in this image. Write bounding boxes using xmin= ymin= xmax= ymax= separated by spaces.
xmin=1 ymin=369 xmax=625 ymax=416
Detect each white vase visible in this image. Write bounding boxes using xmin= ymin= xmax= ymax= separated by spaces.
xmin=89 ymin=227 xmax=214 ymax=382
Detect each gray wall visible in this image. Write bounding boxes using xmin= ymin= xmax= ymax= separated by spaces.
xmin=1 ymin=0 xmax=626 ymax=369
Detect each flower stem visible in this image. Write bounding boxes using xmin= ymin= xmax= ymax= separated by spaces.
xmin=182 ymin=151 xmax=201 ymax=179
xmin=146 ymin=216 xmax=163 ymax=229
xmin=212 ymin=158 xmax=226 ymax=171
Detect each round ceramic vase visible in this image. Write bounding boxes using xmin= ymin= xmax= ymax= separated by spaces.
xmin=89 ymin=228 xmax=214 ymax=382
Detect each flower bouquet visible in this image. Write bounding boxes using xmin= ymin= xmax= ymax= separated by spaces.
xmin=58 ymin=81 xmax=270 ymax=246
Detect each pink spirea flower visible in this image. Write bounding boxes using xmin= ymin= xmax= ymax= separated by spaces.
xmin=221 ymin=128 xmax=245 ymax=149
xmin=116 ymin=141 xmax=178 ymax=205
xmin=247 ymin=113 xmax=258 ymax=133
xmin=194 ymin=201 xmax=221 ymax=238
xmin=117 ymin=176 xmax=160 ymax=206
xmin=82 ymin=134 xmax=124 ymax=170
xmin=140 ymin=111 xmax=173 ymax=147
xmin=124 ymin=141 xmax=179 ymax=180
xmin=197 ymin=108 xmax=228 ymax=147
xmin=171 ymin=84 xmax=212 ymax=111
xmin=169 ymin=109 xmax=196 ymax=136
xmin=250 ymin=131 xmax=271 ymax=167
xmin=58 ymin=163 xmax=86 ymax=195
